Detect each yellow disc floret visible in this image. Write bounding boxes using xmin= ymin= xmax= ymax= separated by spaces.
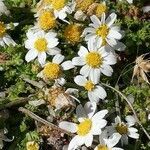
xmin=34 ymin=38 xmax=48 ymax=52
xmin=95 ymin=3 xmax=107 ymax=17
xmin=116 ymin=123 xmax=128 ymax=135
xmin=39 ymin=10 xmax=56 ymax=30
xmin=84 ymin=80 xmax=95 ymax=91
xmin=97 ymin=145 xmax=109 ymax=150
xmin=26 ymin=141 xmax=39 ymax=150
xmin=51 ymin=0 xmax=67 ymax=10
xmin=64 ymin=24 xmax=82 ymax=44
xmin=43 ymin=62 xmax=61 ymax=80
xmin=76 ymin=0 xmax=94 ymax=12
xmin=0 ymin=22 xmax=6 ymax=38
xmin=77 ymin=119 xmax=92 ymax=136
xmin=86 ymin=52 xmax=103 ymax=68
xmin=96 ymin=24 xmax=109 ymax=46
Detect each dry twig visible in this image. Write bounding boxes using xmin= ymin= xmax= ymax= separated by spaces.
xmin=18 ymin=107 xmax=74 ymax=137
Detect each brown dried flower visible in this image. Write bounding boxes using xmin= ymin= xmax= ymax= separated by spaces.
xmin=132 ymin=53 xmax=150 ymax=84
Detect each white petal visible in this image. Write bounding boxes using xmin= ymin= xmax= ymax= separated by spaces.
xmin=87 ymin=40 xmax=94 ymax=51
xmin=72 ymin=57 xmax=85 ymax=66
xmin=84 ymin=134 xmax=93 ymax=147
xmin=108 ymin=30 xmax=122 ymax=40
xmin=125 ymin=115 xmax=136 ymax=127
xmin=106 ymin=38 xmax=117 ymax=47
xmin=101 ymin=13 xmax=106 ymax=24
xmin=68 ymin=135 xmax=84 ymax=150
xmin=104 ymin=52 xmax=117 ymax=65
xmin=47 ymin=39 xmax=59 ymax=48
xmin=61 ymin=61 xmax=74 ymax=70
xmin=106 ymin=13 xmax=117 ymax=27
xmin=113 ymin=41 xmax=126 ymax=51
xmin=83 ymin=27 xmax=95 ymax=35
xmin=47 ymin=47 xmax=61 ymax=55
xmin=89 ymin=68 xmax=101 ymax=84
xmin=112 ymin=148 xmax=124 ymax=150
xmin=93 ymin=86 xmax=107 ymax=99
xmin=106 ymin=133 xmax=121 ymax=148
xmin=76 ymin=104 xmax=87 ymax=119
xmin=25 ymin=50 xmax=38 ymax=62
xmin=92 ymin=110 xmax=108 ymax=121
xmin=74 ymin=75 xmax=87 ymax=86
xmin=90 ymin=15 xmax=101 ymax=27
xmin=59 ymin=121 xmax=77 ymax=133
xmin=128 ymin=132 xmax=139 ymax=139
xmin=128 ymin=127 xmax=138 ymax=133
xmin=85 ymin=34 xmax=96 ymax=41
xmin=78 ymin=46 xmax=88 ymax=57
xmin=38 ymin=52 xmax=46 ymax=65
xmin=80 ymin=65 xmax=91 ymax=77
xmin=101 ymin=64 xmax=113 ymax=76
xmin=52 ymin=54 xmax=64 ymax=64
xmin=121 ymin=135 xmax=128 ymax=145
xmin=115 ymin=116 xmax=121 ymax=124
xmin=91 ymin=119 xmax=107 ymax=135
xmin=84 ymin=102 xmax=97 ymax=119
xmin=88 ymin=92 xmax=100 ymax=103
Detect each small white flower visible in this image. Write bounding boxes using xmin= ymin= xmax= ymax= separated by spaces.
xmin=0 ymin=22 xmax=16 ymax=47
xmin=45 ymin=0 xmax=75 ymax=23
xmin=74 ymin=75 xmax=107 ymax=103
xmin=83 ymin=13 xmax=125 ymax=51
xmin=72 ymin=40 xmax=116 ymax=83
xmin=94 ymin=130 xmax=123 ymax=150
xmin=0 ymin=0 xmax=10 ymax=16
xmin=59 ymin=102 xmax=108 ymax=150
xmin=107 ymin=115 xmax=139 ymax=145
xmin=25 ymin=29 xmax=60 ymax=65
xmin=38 ymin=54 xmax=74 ymax=83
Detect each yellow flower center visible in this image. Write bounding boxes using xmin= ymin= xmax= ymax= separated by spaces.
xmin=34 ymin=38 xmax=48 ymax=52
xmin=84 ymin=80 xmax=95 ymax=91
xmin=116 ymin=123 xmax=128 ymax=135
xmin=39 ymin=10 xmax=56 ymax=30
xmin=97 ymin=145 xmax=109 ymax=150
xmin=77 ymin=119 xmax=92 ymax=136
xmin=86 ymin=52 xmax=103 ymax=68
xmin=95 ymin=4 xmax=107 ymax=17
xmin=26 ymin=141 xmax=39 ymax=150
xmin=43 ymin=62 xmax=61 ymax=80
xmin=0 ymin=22 xmax=6 ymax=38
xmin=64 ymin=24 xmax=82 ymax=44
xmin=96 ymin=24 xmax=109 ymax=46
xmin=76 ymin=0 xmax=94 ymax=12
xmin=51 ymin=0 xmax=67 ymax=10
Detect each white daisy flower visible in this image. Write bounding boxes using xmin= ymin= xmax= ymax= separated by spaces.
xmin=0 ymin=22 xmax=16 ymax=47
xmin=107 ymin=115 xmax=139 ymax=145
xmin=25 ymin=29 xmax=60 ymax=65
xmin=148 ymin=114 xmax=150 ymax=120
xmin=44 ymin=0 xmax=75 ymax=22
xmin=94 ymin=130 xmax=123 ymax=150
xmin=74 ymin=75 xmax=107 ymax=103
xmin=59 ymin=102 xmax=108 ymax=150
xmin=72 ymin=40 xmax=117 ymax=83
xmin=0 ymin=0 xmax=10 ymax=16
xmin=83 ymin=13 xmax=126 ymax=51
xmin=37 ymin=54 xmax=74 ymax=83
